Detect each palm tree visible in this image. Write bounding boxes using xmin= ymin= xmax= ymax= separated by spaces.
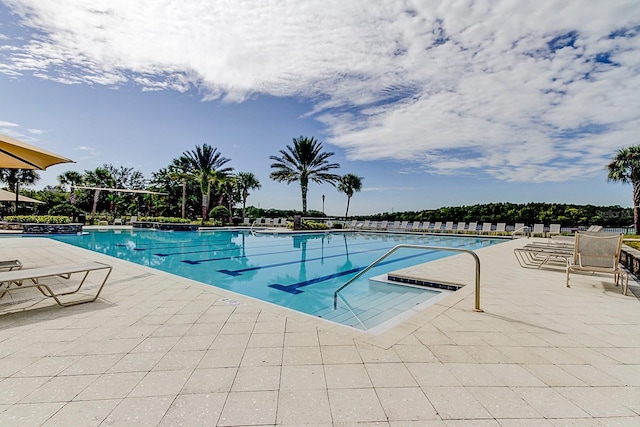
xmin=607 ymin=145 xmax=640 ymax=234
xmin=337 ymin=173 xmax=363 ymax=219
xmin=236 ymin=172 xmax=261 ymax=220
xmin=168 ymin=156 xmax=192 ymax=219
xmin=0 ymin=168 xmax=40 ymax=213
xmin=57 ymin=170 xmax=83 ymax=205
xmin=84 ymin=167 xmax=114 ymax=221
xmin=183 ymin=144 xmax=233 ymax=221
xmin=269 ymin=136 xmax=341 ymax=214
xmin=220 ymin=175 xmax=239 ymax=223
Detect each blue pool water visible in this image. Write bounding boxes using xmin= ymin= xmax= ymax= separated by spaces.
xmin=50 ymin=230 xmax=504 ymax=330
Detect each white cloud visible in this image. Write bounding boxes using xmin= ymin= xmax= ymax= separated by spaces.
xmin=1 ymin=0 xmax=639 ymax=182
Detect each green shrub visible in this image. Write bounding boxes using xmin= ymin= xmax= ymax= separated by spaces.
xmin=48 ymin=203 xmax=84 ymax=216
xmin=191 ymin=219 xmax=220 ymax=227
xmin=139 ymin=216 xmax=191 ymax=224
xmin=302 ymin=221 xmax=328 ymax=230
xmin=209 ymin=206 xmax=230 ymax=221
xmin=5 ymin=215 xmax=70 ymax=224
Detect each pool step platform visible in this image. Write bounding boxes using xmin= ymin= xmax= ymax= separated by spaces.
xmin=314 ymin=276 xmax=451 ymax=330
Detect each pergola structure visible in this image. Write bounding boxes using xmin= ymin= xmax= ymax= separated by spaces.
xmin=73 ymin=186 xmax=168 ymax=195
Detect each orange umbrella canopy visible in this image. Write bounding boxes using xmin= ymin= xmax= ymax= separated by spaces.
xmin=0 ymin=133 xmax=74 ymax=170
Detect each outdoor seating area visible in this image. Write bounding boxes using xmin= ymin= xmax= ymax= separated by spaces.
xmin=514 ymin=231 xmax=630 ymax=295
xmin=251 ymin=217 xmax=289 ymax=227
xmin=339 ymin=220 xmax=586 ymax=236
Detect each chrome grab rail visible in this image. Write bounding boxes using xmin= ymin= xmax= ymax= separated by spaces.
xmin=333 ymin=244 xmax=483 ymax=313
xmin=511 ymin=226 xmax=529 ymax=237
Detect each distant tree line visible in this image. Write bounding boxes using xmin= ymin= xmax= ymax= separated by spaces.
xmin=366 ymin=202 xmax=633 ymax=228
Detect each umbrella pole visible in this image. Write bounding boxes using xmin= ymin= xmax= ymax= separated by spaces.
xmin=14 ymin=181 xmax=19 ymax=215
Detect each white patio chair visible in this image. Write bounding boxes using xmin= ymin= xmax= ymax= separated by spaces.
xmin=566 ymin=232 xmax=628 ymax=295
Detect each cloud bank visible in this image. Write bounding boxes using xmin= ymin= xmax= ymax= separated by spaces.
xmin=1 ymin=0 xmax=639 ymax=182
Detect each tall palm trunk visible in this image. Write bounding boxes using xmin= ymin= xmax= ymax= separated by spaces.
xmin=634 ymin=181 xmax=640 ymax=234
xmin=181 ymin=179 xmax=186 ymax=219
xmin=201 ymin=193 xmax=209 ymax=221
xmin=242 ymin=190 xmax=248 ymax=219
xmin=300 ymin=177 xmax=308 ymax=214
xmin=91 ymin=189 xmax=101 ymax=220
xmin=345 ymin=195 xmax=351 ymax=219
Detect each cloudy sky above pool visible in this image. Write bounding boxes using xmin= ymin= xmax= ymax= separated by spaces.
xmin=1 ymin=1 xmax=639 ymax=216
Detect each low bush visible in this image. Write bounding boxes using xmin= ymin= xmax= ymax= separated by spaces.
xmin=5 ymin=215 xmax=70 ymax=224
xmin=139 ymin=216 xmax=191 ymax=224
xmin=209 ymin=206 xmax=230 ymax=221
xmin=48 ymin=203 xmax=84 ymax=216
xmin=301 ymin=221 xmax=328 ymax=230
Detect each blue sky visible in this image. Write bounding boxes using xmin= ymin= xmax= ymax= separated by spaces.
xmin=1 ymin=1 xmax=639 ymax=216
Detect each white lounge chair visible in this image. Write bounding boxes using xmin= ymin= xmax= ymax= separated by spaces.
xmin=549 ymin=223 xmax=561 ymax=237
xmin=566 ymin=233 xmax=628 ymax=295
xmin=377 ymin=220 xmax=388 ymax=231
xmin=243 ymin=218 xmax=251 ymax=225
xmin=432 ymin=222 xmax=442 ymax=233
xmin=443 ymin=221 xmax=454 ymax=233
xmin=398 ymin=220 xmax=409 ymax=231
xmin=467 ymin=222 xmax=477 ymax=234
xmin=456 ymin=222 xmax=466 ymax=234
xmin=480 ymin=223 xmax=492 ymax=234
xmin=514 ymin=242 xmax=574 ymax=269
xmin=495 ymin=223 xmax=506 ymax=234
xmin=0 ymin=261 xmax=112 ymax=307
xmin=532 ymin=224 xmax=545 ymax=237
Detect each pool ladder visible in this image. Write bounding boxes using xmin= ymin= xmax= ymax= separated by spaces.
xmin=333 ymin=244 xmax=483 ymax=321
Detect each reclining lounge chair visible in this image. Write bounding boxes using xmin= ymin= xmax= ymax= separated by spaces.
xmin=0 ymin=261 xmax=113 ymax=307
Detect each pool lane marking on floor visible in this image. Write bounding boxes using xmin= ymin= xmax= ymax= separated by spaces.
xmin=176 ymin=240 xmax=387 ymax=264
xmin=268 ymin=250 xmax=440 ymax=294
xmin=210 ymin=247 xmax=384 ymax=274
xmin=156 ymin=237 xmax=385 ymax=258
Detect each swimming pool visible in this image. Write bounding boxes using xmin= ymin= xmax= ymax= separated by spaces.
xmin=51 ymin=230 xmax=504 ymax=330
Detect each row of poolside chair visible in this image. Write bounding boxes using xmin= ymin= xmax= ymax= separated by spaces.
xmin=344 ymin=221 xmax=609 ymax=238
xmin=247 ymin=217 xmax=288 ymax=227
xmin=513 ymin=231 xmax=629 ymax=295
xmin=347 ymin=220 xmax=520 ymax=234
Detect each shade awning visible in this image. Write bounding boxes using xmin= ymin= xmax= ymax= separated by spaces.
xmin=0 ymin=188 xmax=44 ymax=204
xmin=0 ymin=133 xmax=74 ymax=170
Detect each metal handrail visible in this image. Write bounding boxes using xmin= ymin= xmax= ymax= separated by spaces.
xmin=511 ymin=226 xmax=529 ymax=237
xmin=333 ymin=244 xmax=483 ymax=312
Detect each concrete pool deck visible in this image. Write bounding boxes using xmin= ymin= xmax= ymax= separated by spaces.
xmin=0 ymin=235 xmax=639 ymax=426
